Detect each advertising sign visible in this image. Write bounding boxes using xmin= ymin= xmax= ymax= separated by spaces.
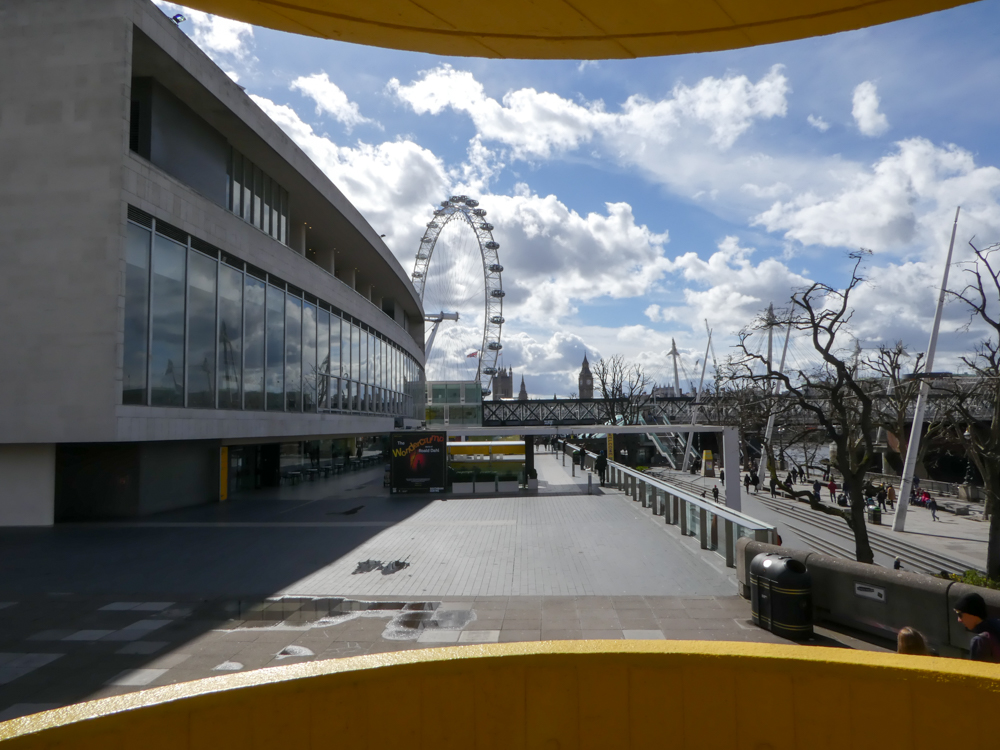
xmin=390 ymin=432 xmax=447 ymax=494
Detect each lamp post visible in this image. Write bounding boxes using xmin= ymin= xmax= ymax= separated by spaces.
xmin=892 ymin=206 xmax=960 ymax=533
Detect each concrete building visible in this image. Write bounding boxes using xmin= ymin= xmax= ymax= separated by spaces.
xmin=578 ymin=355 xmax=594 ymax=399
xmin=0 ymin=0 xmax=426 ymax=525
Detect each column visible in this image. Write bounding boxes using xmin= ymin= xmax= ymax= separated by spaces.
xmin=0 ymin=444 xmax=55 ymax=526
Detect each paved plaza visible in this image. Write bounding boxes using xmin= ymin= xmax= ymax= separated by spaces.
xmin=0 ymin=454 xmax=894 ymax=722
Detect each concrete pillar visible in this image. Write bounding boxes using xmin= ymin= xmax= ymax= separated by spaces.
xmin=680 ymin=501 xmax=688 ymax=535
xmin=0 ymin=444 xmax=55 ymax=525
xmin=724 ymin=520 xmax=735 ymax=568
xmin=639 ymin=482 xmax=646 ymax=507
xmin=524 ymin=435 xmax=534 ymax=481
xmin=722 ymin=427 xmax=742 ymax=511
xmin=700 ymin=508 xmax=708 ymax=549
xmin=340 ymin=267 xmax=356 ymax=290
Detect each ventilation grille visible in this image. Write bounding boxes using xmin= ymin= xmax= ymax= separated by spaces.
xmin=127 ymin=205 xmax=153 ymax=228
xmin=155 ymin=220 xmax=188 ymax=245
xmin=191 ymin=236 xmax=221 ymax=258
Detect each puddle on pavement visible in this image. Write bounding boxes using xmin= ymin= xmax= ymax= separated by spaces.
xmin=220 ymin=597 xmax=474 ymax=641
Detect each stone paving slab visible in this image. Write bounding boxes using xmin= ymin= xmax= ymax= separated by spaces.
xmin=0 ymin=593 xmax=892 ymax=722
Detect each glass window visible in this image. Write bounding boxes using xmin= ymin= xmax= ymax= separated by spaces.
xmin=266 ymin=283 xmax=284 ymax=410
xmin=350 ymin=325 xmax=360 ymax=381
xmin=359 ymin=330 xmax=369 ymax=386
xmin=230 ymin=151 xmax=241 ymax=215
xmin=302 ymin=302 xmax=317 ymax=412
xmin=317 ymin=308 xmax=329 ymax=409
xmin=262 ymin=177 xmax=271 ymax=236
xmin=330 ymin=377 xmax=341 ymax=410
xmin=271 ymin=183 xmax=281 ymax=241
xmin=123 ymin=223 xmax=150 ymax=405
xmin=243 ymin=276 xmax=265 ymax=410
xmin=149 ymin=234 xmax=186 ymax=407
xmin=186 ymin=250 xmax=217 ymax=408
xmin=252 ymin=165 xmax=262 ymax=229
xmin=279 ymin=188 xmax=288 ymax=244
xmin=331 ymin=315 xmax=342 ymax=379
xmin=431 ymin=384 xmax=446 ymax=404
xmin=242 ymin=157 xmax=252 ymax=222
xmin=218 ymin=263 xmax=243 ymax=409
xmin=446 ymin=384 xmax=461 ymax=403
xmin=285 ymin=294 xmax=302 ymax=411
xmin=464 ymin=383 xmax=481 ymax=404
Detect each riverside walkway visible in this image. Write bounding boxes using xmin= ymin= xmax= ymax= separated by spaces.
xmin=0 ymin=454 xmax=887 ymax=722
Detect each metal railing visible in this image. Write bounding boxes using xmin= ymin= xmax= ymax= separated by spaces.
xmin=560 ymin=442 xmax=776 ymax=568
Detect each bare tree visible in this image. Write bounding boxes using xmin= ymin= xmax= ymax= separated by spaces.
xmin=592 ymin=355 xmax=653 ymax=466
xmin=867 ymin=342 xmax=945 ymax=477
xmin=729 ymin=252 xmax=879 ymax=564
xmin=942 ymin=242 xmax=1000 ymax=577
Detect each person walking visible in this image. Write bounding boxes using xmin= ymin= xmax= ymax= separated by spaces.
xmin=751 ymin=472 xmax=760 ymax=494
xmin=769 ymin=476 xmax=777 ymax=498
xmin=928 ymin=496 xmax=939 ymax=522
xmin=719 ymin=468 xmax=725 ymax=486
xmin=595 ymin=450 xmax=608 ymax=487
xmin=712 ymin=485 xmax=720 ymax=503
xmin=954 ymin=593 xmax=1000 ymax=662
xmin=812 ymin=479 xmax=822 ymax=503
xmin=744 ymin=473 xmax=751 ymax=493
xmin=887 ymin=484 xmax=896 ymax=510
xmin=877 ymin=485 xmax=887 ymax=511
xmin=827 ymin=479 xmax=837 ymax=501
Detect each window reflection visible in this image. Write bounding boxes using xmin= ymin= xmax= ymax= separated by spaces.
xmin=150 ymin=234 xmax=186 ymax=407
xmin=285 ymin=295 xmax=302 ymax=411
xmin=317 ymin=307 xmax=329 ymax=409
xmin=266 ymin=283 xmax=284 ymax=410
xmin=243 ymin=276 xmax=265 ymax=409
xmin=186 ymin=250 xmax=217 ymax=408
xmin=123 ymin=224 xmax=150 ymax=405
xmin=124 ymin=213 xmax=421 ymax=417
xmin=218 ymin=263 xmax=243 ymax=409
xmin=302 ymin=302 xmax=317 ymax=412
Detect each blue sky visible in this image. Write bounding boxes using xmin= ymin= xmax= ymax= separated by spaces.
xmin=158 ymin=1 xmax=1000 ymax=396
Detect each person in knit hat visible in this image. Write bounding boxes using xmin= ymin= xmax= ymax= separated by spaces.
xmin=954 ymin=592 xmax=1000 ymax=663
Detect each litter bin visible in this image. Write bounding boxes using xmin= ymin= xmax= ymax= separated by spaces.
xmin=749 ymin=552 xmax=813 ymax=640
xmin=868 ymin=507 xmax=881 ymax=525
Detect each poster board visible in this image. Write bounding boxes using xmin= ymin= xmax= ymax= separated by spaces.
xmin=390 ymin=432 xmax=447 ymax=494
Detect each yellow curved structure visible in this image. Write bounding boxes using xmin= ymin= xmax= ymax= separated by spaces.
xmin=2 ymin=641 xmax=998 ymax=748
xmin=182 ymin=0 xmax=975 ymax=59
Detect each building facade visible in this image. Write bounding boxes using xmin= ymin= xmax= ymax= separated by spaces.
xmin=492 ymin=367 xmax=514 ymax=400
xmin=578 ymin=355 xmax=594 ymax=399
xmin=0 ymin=0 xmax=426 ymax=525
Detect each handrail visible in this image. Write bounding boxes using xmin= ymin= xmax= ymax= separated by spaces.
xmin=637 ymin=413 xmax=679 ymax=469
xmin=562 ymin=441 xmax=775 ymax=532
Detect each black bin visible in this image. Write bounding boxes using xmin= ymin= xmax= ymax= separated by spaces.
xmin=868 ymin=507 xmax=881 ymax=525
xmin=749 ymin=552 xmax=813 ymax=640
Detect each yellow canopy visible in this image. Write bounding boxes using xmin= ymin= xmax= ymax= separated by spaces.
xmin=183 ymin=0 xmax=974 ymax=59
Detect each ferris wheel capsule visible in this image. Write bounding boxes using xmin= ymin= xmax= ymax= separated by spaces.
xmin=487 ymin=341 xmax=503 ymax=351
xmin=472 ymin=208 xmax=486 ymax=217
xmin=479 ymin=223 xmax=494 ymax=231
xmin=490 ymin=315 xmax=505 ymax=324
xmin=465 ymin=199 xmax=479 ymax=207
xmin=489 ymin=263 xmax=503 ymax=273
xmin=485 ymin=241 xmax=499 ymax=250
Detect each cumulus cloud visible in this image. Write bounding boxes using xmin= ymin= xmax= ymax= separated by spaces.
xmin=852 ymin=81 xmax=889 ymax=137
xmin=753 ymin=138 xmax=1000 ymax=254
xmin=154 ymin=2 xmax=254 ymax=62
xmin=390 ymin=64 xmax=788 ymax=160
xmin=807 ymin=114 xmax=830 ymax=132
xmin=661 ymin=236 xmax=813 ymax=335
xmin=250 ymin=95 xmax=448 ymax=257
xmin=291 ymin=73 xmax=377 ymax=131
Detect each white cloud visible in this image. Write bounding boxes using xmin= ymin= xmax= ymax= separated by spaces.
xmin=390 ymin=64 xmax=789 ymax=160
xmin=154 ymin=3 xmax=254 ymax=62
xmin=753 ymin=138 xmax=1000 ymax=254
xmin=852 ymin=81 xmax=889 ymax=137
xmin=291 ymin=73 xmax=377 ymax=131
xmin=807 ymin=114 xmax=830 ymax=132
xmin=661 ymin=236 xmax=813 ymax=335
xmin=249 ymin=95 xmax=448 ymax=259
